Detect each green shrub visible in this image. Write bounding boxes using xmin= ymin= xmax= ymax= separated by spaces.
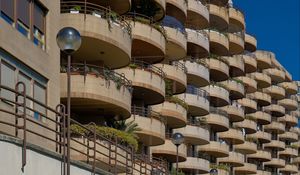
xmin=170 ymin=168 xmax=185 ymax=175
xmin=129 ymin=63 xmax=138 ymax=69
xmin=166 ymin=96 xmax=189 ymax=110
xmin=210 ymin=164 xmax=230 ymax=172
xmin=245 ymin=115 xmax=257 ymax=122
xmin=286 ymin=144 xmax=298 ymax=149
xmin=70 ymin=124 xmax=138 ymax=151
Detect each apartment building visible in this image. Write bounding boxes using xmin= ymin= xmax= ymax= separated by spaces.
xmin=0 ymin=0 xmax=299 ymax=175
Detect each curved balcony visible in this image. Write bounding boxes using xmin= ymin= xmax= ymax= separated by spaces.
xmin=244 ymin=34 xmax=257 ymax=52
xmin=290 ymin=127 xmax=300 ymax=136
xmin=250 ymin=111 xmax=271 ymax=125
xmin=166 ymin=0 xmax=187 ymax=24
xmin=129 ymin=18 xmax=166 ymax=63
xmin=256 ymin=171 xmax=271 ymax=175
xmin=186 ymin=29 xmax=210 ymax=57
xmin=292 ymin=157 xmax=300 ymax=164
xmin=224 ymin=55 xmax=245 ymax=77
xmin=247 ymin=150 xmax=271 ymax=162
xmin=203 ymin=84 xmax=230 ymax=107
xmin=60 ymin=2 xmax=131 ymax=68
xmin=285 ymin=72 xmax=293 ymax=82
xmin=264 ymin=158 xmax=285 ymax=168
xmin=247 ymin=72 xmax=271 ymax=89
xmin=279 ymin=131 xmax=298 ymax=142
xmin=183 ymin=59 xmax=210 ymax=87
xmin=198 ymin=141 xmax=229 ymax=158
xmin=264 ymin=140 xmax=285 ymax=151
xmin=208 ymin=0 xmax=229 ymax=6
xmin=218 ymin=152 xmax=244 ymax=167
xmin=220 ymin=79 xmax=245 ymax=100
xmin=279 ymin=147 xmax=298 ymax=158
xmin=177 ymin=157 xmax=210 ymax=174
xmin=263 ymin=85 xmax=285 ymax=100
xmin=186 ymin=0 xmax=209 ymax=29
xmin=129 ymin=106 xmax=165 ymax=146
xmin=279 ymin=164 xmax=298 ymax=174
xmin=236 ymin=76 xmax=257 ymax=93
xmin=151 ymin=100 xmax=187 ymax=129
xmin=234 ymin=119 xmax=257 ymax=134
xmin=263 ymin=104 xmax=285 ymax=117
xmin=155 ymin=62 xmax=187 ymax=94
xmin=263 ymin=68 xmax=286 ymax=83
xmin=278 ymin=97 xmax=298 ymax=111
xmin=242 ymin=54 xmax=257 ymax=73
xmin=176 ymin=87 xmax=209 ymax=116
xmin=278 ymin=115 xmax=298 ymax=127
xmin=208 ymin=4 xmax=229 ymax=31
xmin=247 ymin=131 xmax=271 ymax=144
xmin=208 ymin=30 xmax=229 ymax=56
xmin=234 ymin=141 xmax=257 ymax=154
xmin=237 ymin=98 xmax=257 ymax=114
xmin=228 ymin=33 xmax=245 ymax=55
xmin=174 ymin=123 xmax=209 ymax=145
xmin=234 ymin=163 xmax=257 ymax=175
xmin=218 ymin=128 xmax=244 ymax=145
xmin=254 ymin=50 xmax=274 ymax=69
xmin=164 ymin=26 xmax=187 ymax=59
xmin=151 ymin=139 xmax=187 ymax=162
xmin=221 ymin=103 xmax=244 ymax=122
xmin=204 ymin=57 xmax=229 ymax=82
xmin=116 ymin=61 xmax=165 ymax=105
xmin=229 ymin=7 xmax=245 ymax=32
xmin=264 ymin=121 xmax=285 ymax=134
xmin=60 ymin=64 xmax=132 ymax=119
xmin=247 ymin=91 xmax=271 ymax=106
xmin=278 ymin=82 xmax=298 ymax=95
xmin=205 ymin=107 xmax=229 ymax=132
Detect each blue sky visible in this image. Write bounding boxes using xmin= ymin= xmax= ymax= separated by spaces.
xmin=234 ymin=0 xmax=300 ymax=80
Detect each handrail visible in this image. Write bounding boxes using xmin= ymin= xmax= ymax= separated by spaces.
xmin=170 ymin=61 xmax=188 ymax=73
xmin=186 ymin=85 xmax=210 ymax=100
xmin=61 ymin=63 xmax=132 ymax=91
xmin=0 ymin=83 xmax=169 ymax=175
xmin=131 ymin=106 xmax=166 ymax=124
xmin=60 ymin=1 xmax=131 ymax=36
xmin=129 ymin=59 xmax=166 ymax=79
xmin=209 ymin=106 xmax=228 ymax=117
xmin=124 ymin=12 xmax=167 ymax=38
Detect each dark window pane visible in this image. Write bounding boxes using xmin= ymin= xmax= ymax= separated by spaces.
xmin=17 ymin=0 xmax=30 ymax=27
xmin=0 ymin=0 xmax=14 ymax=20
xmin=33 ymin=3 xmax=46 ymax=33
xmin=1 ymin=12 xmax=13 ymax=24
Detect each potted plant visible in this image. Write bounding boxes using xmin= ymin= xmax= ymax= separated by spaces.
xmin=70 ymin=6 xmax=81 ymax=14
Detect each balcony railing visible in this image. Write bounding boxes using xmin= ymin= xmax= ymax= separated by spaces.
xmin=0 ymin=82 xmax=168 ymax=174
xmin=60 ymin=1 xmax=131 ymax=35
xmin=186 ymin=85 xmax=210 ymax=100
xmin=171 ymin=61 xmax=188 ymax=73
xmin=61 ymin=63 xmax=132 ymax=91
xmin=131 ymin=106 xmax=166 ymax=124
xmin=129 ymin=59 xmax=166 ymax=79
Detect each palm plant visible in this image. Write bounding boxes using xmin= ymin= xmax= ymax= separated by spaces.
xmin=109 ymin=120 xmax=141 ymax=139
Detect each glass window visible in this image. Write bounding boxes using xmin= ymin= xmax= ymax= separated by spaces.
xmin=0 ymin=62 xmax=15 ymax=103
xmin=17 ymin=0 xmax=30 ymax=27
xmin=33 ymin=82 xmax=46 ymax=121
xmin=0 ymin=0 xmax=14 ymax=22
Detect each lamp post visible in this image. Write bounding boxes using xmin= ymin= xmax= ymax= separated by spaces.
xmin=210 ymin=168 xmax=218 ymax=175
xmin=171 ymin=132 xmax=184 ymax=175
xmin=56 ymin=27 xmax=81 ymax=175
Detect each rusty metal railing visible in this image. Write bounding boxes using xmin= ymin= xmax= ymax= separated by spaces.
xmin=0 ymin=82 xmax=169 ymax=175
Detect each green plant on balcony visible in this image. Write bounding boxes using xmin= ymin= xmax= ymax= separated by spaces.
xmin=71 ymin=5 xmax=81 ymax=11
xmin=70 ymin=124 xmax=89 ymax=137
xmin=170 ymin=168 xmax=185 ymax=175
xmin=210 ymin=164 xmax=230 ymax=172
xmin=245 ymin=137 xmax=258 ymax=143
xmin=231 ymin=78 xmax=244 ymax=86
xmin=245 ymin=115 xmax=257 ymax=122
xmin=286 ymin=144 xmax=298 ymax=149
xmin=111 ymin=120 xmax=141 ymax=139
xmin=165 ymin=79 xmax=174 ymax=97
xmin=166 ymin=96 xmax=189 ymax=110
xmin=129 ymin=63 xmax=138 ymax=69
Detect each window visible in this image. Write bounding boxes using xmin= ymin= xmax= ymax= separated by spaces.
xmin=0 ymin=61 xmax=15 ymax=103
xmin=0 ymin=0 xmax=14 ymax=24
xmin=18 ymin=72 xmax=32 ymax=115
xmin=0 ymin=0 xmax=47 ymax=49
xmin=33 ymin=82 xmax=46 ymax=121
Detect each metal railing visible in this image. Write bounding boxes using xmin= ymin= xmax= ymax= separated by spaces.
xmin=60 ymin=1 xmax=131 ymax=36
xmin=129 ymin=60 xmax=166 ymax=79
xmin=0 ymin=82 xmax=169 ymax=175
xmin=131 ymin=106 xmax=166 ymax=125
xmin=61 ymin=63 xmax=132 ymax=91
xmin=186 ymin=85 xmax=210 ymax=100
xmin=209 ymin=106 xmax=228 ymax=117
xmin=170 ymin=61 xmax=187 ymax=73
